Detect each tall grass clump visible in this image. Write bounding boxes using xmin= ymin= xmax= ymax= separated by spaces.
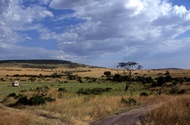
xmin=0 ymin=108 xmax=31 ymax=125
xmin=32 ymin=95 xmax=134 ymax=124
xmin=138 ymin=95 xmax=190 ymax=125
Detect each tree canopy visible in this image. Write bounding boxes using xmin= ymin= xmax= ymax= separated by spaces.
xmin=117 ymin=61 xmax=142 ymax=91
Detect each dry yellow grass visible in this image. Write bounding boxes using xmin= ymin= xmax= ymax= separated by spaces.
xmin=22 ymin=94 xmax=177 ymax=125
xmin=0 ymin=103 xmax=31 ymax=125
xmin=0 ymin=67 xmax=52 ymax=76
xmin=1 ymin=66 xmax=190 ymax=79
xmin=0 ymin=103 xmax=68 ymax=125
xmin=0 ymin=91 xmax=189 ymax=125
xmin=28 ymin=95 xmax=122 ymax=124
xmin=137 ymin=95 xmax=190 ymax=125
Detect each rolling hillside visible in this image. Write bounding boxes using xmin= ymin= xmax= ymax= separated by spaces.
xmin=0 ymin=59 xmax=92 ymax=69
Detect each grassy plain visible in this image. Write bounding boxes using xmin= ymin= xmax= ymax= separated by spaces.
xmin=0 ymin=61 xmax=190 ymax=125
xmin=137 ymin=95 xmax=190 ymax=125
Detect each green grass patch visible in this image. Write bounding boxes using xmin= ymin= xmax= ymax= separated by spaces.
xmin=0 ymin=81 xmax=146 ymax=102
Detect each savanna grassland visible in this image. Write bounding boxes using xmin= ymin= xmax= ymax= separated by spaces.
xmin=0 ymin=60 xmax=190 ymax=125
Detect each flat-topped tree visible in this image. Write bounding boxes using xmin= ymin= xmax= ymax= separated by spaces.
xmin=117 ymin=62 xmax=143 ymax=91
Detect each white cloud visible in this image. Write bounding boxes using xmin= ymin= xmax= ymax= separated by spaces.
xmin=125 ymin=0 xmax=144 ymax=16
xmin=1 ymin=0 xmax=190 ymax=68
xmin=47 ymin=0 xmax=190 ymax=68
xmin=0 ymin=0 xmax=54 ymax=46
xmin=49 ymin=0 xmax=190 ymax=49
xmin=0 ymin=25 xmax=25 ymax=43
xmin=0 ymin=43 xmax=67 ymax=60
xmin=157 ymin=37 xmax=190 ymax=53
xmin=0 ymin=0 xmax=59 ymax=61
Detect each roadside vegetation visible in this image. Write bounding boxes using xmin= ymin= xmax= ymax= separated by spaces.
xmin=0 ymin=60 xmax=190 ymax=124
xmin=137 ymin=95 xmax=190 ymax=125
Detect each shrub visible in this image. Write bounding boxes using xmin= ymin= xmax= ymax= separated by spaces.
xmin=77 ymin=87 xmax=112 ymax=95
xmin=0 ymin=78 xmax=5 ymax=81
xmin=77 ymin=88 xmax=91 ymax=95
xmin=121 ymin=97 xmax=127 ymax=104
xmin=28 ymin=95 xmax=45 ymax=105
xmin=173 ymin=78 xmax=184 ymax=84
xmin=121 ymin=97 xmax=137 ymax=105
xmin=169 ymin=86 xmax=180 ymax=95
xmin=15 ymin=95 xmax=28 ymax=105
xmin=28 ymin=77 xmax=36 ymax=82
xmin=165 ymin=75 xmax=172 ymax=82
xmin=140 ymin=92 xmax=149 ymax=97
xmin=136 ymin=76 xmax=146 ymax=84
xmin=44 ymin=97 xmax=56 ymax=102
xmin=112 ymin=74 xmax=122 ymax=82
xmin=8 ymin=93 xmax=55 ymax=106
xmin=35 ymin=86 xmax=49 ymax=95
xmin=58 ymin=87 xmax=67 ymax=92
xmin=156 ymin=76 xmax=165 ymax=86
xmin=145 ymin=76 xmax=155 ymax=83
xmin=7 ymin=93 xmax=17 ymax=98
xmin=105 ymin=87 xmax=112 ymax=91
xmin=127 ymin=97 xmax=137 ymax=105
xmin=104 ymin=71 xmax=112 ymax=80
xmin=77 ymin=77 xmax=83 ymax=83
xmin=51 ymin=73 xmax=61 ymax=78
xmin=178 ymin=89 xmax=186 ymax=94
xmin=63 ymin=81 xmax=68 ymax=83
xmin=104 ymin=71 xmax=111 ymax=76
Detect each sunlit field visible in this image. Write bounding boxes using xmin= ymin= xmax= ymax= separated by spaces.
xmin=137 ymin=95 xmax=190 ymax=125
xmin=0 ymin=61 xmax=190 ymax=124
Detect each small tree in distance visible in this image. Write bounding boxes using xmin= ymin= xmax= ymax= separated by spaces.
xmin=104 ymin=71 xmax=111 ymax=77
xmin=117 ymin=62 xmax=143 ymax=91
xmin=104 ymin=71 xmax=111 ymax=80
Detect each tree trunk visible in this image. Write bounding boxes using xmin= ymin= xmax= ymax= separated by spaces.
xmin=125 ymin=70 xmax=132 ymax=91
xmin=125 ymin=83 xmax=129 ymax=91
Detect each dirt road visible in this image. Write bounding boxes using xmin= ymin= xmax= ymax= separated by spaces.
xmin=90 ymin=103 xmax=163 ymax=125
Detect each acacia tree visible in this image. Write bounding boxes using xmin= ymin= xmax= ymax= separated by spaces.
xmin=117 ymin=62 xmax=142 ymax=91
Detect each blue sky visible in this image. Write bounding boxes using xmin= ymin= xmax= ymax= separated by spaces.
xmin=1 ymin=0 xmax=190 ymax=69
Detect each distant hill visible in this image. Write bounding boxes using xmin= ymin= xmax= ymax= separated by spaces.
xmin=0 ymin=59 xmax=92 ymax=69
xmin=151 ymin=68 xmax=184 ymax=70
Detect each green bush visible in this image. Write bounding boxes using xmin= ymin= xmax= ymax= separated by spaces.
xmin=58 ymin=87 xmax=67 ymax=92
xmin=156 ymin=76 xmax=165 ymax=86
xmin=7 ymin=93 xmax=17 ymax=98
xmin=15 ymin=95 xmax=28 ymax=105
xmin=77 ymin=87 xmax=112 ymax=95
xmin=104 ymin=71 xmax=111 ymax=76
xmin=63 ymin=81 xmax=68 ymax=83
xmin=7 ymin=93 xmax=55 ymax=106
xmin=28 ymin=95 xmax=45 ymax=106
xmin=77 ymin=76 xmax=83 ymax=83
xmin=44 ymin=97 xmax=56 ymax=102
xmin=77 ymin=88 xmax=91 ymax=95
xmin=140 ymin=92 xmax=149 ymax=96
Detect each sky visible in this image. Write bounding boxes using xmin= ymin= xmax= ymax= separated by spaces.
xmin=1 ymin=0 xmax=190 ymax=69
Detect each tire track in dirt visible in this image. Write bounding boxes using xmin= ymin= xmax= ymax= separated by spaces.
xmin=90 ymin=103 xmax=164 ymax=125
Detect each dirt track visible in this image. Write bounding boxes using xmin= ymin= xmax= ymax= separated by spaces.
xmin=90 ymin=103 xmax=163 ymax=125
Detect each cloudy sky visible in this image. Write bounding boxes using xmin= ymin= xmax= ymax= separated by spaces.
xmin=1 ymin=0 xmax=190 ymax=69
